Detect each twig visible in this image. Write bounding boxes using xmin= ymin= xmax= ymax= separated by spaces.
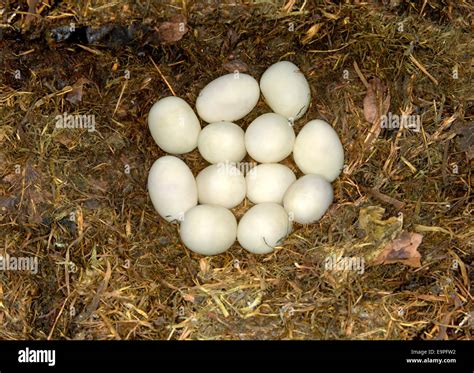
xmin=409 ymin=55 xmax=438 ymax=86
xmin=149 ymin=57 xmax=176 ymax=96
xmin=113 ymin=79 xmax=128 ymax=117
xmin=47 ymin=296 xmax=69 ymax=340
xmin=309 ymin=42 xmax=353 ymax=53
xmin=369 ymin=188 xmax=406 ymax=210
xmin=353 ymin=61 xmax=369 ymax=88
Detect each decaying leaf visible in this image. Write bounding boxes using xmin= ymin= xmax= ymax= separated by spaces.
xmin=357 ymin=206 xmax=424 ymax=267
xmin=157 ymin=15 xmax=188 ymax=43
xmin=363 ymin=77 xmax=390 ymax=124
xmin=222 ymin=28 xmax=240 ymax=52
xmin=66 ymin=78 xmax=90 ymax=105
xmin=66 ymin=86 xmax=83 ymax=105
xmin=453 ymin=121 xmax=474 ymax=160
xmin=55 ymin=131 xmax=78 ymax=149
xmin=363 ymin=77 xmax=390 ymax=147
xmin=358 ymin=206 xmax=403 ymax=244
xmin=24 ymin=161 xmax=50 ymax=223
xmin=223 ymin=59 xmax=248 ymax=73
xmin=373 ymin=231 xmax=423 ymax=267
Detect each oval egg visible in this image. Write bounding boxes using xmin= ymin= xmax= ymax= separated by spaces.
xmin=180 ymin=204 xmax=237 ymax=255
xmin=293 ymin=119 xmax=344 ymax=182
xmin=237 ymin=203 xmax=292 ymax=254
xmin=246 ymin=163 xmax=296 ymax=204
xmin=148 ymin=96 xmax=201 ymax=154
xmin=196 ymin=164 xmax=246 ymax=209
xmin=147 ymin=156 xmax=198 ymax=222
xmin=198 ymin=121 xmax=246 ymax=164
xmin=283 ymin=174 xmax=333 ymax=224
xmin=245 ymin=113 xmax=295 ymax=163
xmin=196 ymin=73 xmax=260 ymax=123
xmin=260 ymin=61 xmax=311 ymax=120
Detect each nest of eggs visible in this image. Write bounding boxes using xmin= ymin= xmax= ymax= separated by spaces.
xmin=147 ymin=61 xmax=344 ymax=256
xmin=0 ymin=0 xmax=472 ymax=341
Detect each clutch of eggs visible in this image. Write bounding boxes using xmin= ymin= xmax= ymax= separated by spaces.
xmin=147 ymin=61 xmax=344 ymax=256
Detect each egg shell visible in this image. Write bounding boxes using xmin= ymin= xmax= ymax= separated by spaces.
xmin=237 ymin=203 xmax=292 ymax=254
xmin=196 ymin=164 xmax=246 ymax=208
xmin=245 ymin=113 xmax=295 ymax=163
xmin=196 ymin=73 xmax=260 ymax=123
xmin=293 ymin=119 xmax=344 ymax=182
xmin=148 ymin=96 xmax=201 ymax=154
xmin=260 ymin=61 xmax=311 ymax=120
xmin=283 ymin=174 xmax=333 ymax=224
xmin=147 ymin=156 xmax=198 ymax=222
xmin=180 ymin=204 xmax=237 ymax=255
xmin=246 ymin=163 xmax=296 ymax=204
xmin=198 ymin=121 xmax=246 ymax=164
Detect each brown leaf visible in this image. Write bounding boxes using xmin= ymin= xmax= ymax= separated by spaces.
xmin=363 ymin=78 xmax=390 ymax=149
xmin=55 ymin=131 xmax=78 ymax=150
xmin=222 ymin=28 xmax=240 ymax=52
xmin=157 ymin=15 xmax=188 ymax=43
xmin=453 ymin=121 xmax=474 ymax=160
xmin=373 ymin=231 xmax=423 ymax=267
xmin=223 ymin=59 xmax=248 ymax=73
xmin=363 ymin=77 xmax=390 ymax=124
xmin=66 ymin=78 xmax=90 ymax=105
xmin=66 ymin=87 xmax=83 ymax=105
xmin=24 ymin=162 xmax=50 ymax=223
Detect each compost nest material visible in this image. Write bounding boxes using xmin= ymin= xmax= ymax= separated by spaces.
xmin=0 ymin=0 xmax=472 ymax=340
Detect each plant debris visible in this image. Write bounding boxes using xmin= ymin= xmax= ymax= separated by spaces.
xmin=157 ymin=15 xmax=188 ymax=43
xmin=373 ymin=231 xmax=423 ymax=268
xmin=363 ymin=77 xmax=391 ymax=147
